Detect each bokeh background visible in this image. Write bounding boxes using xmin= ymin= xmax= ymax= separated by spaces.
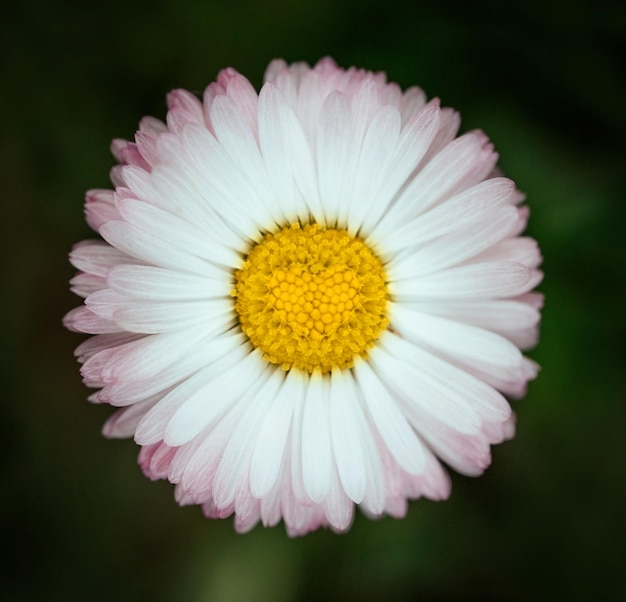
xmin=2 ymin=0 xmax=625 ymax=600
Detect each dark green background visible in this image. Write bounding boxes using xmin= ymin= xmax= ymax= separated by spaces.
xmin=2 ymin=0 xmax=625 ymax=600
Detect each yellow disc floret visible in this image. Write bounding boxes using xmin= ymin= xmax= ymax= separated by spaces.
xmin=232 ymin=223 xmax=389 ymax=373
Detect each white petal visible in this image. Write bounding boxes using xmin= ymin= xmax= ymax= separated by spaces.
xmin=374 ymin=132 xmax=497 ymax=240
xmin=380 ymin=331 xmax=510 ymax=424
xmin=74 ymin=331 xmax=142 ymax=362
xmin=336 ymin=79 xmax=382 ymax=229
xmin=372 ymin=332 xmax=482 ymax=434
xmin=85 ymin=189 xmax=120 ymax=231
xmin=474 ymin=236 xmax=542 ymax=268
xmin=316 ymin=92 xmax=352 ymax=227
xmin=69 ymin=240 xmax=137 ymax=277
xmin=63 ymin=305 xmax=120 ymax=334
xmin=99 ymin=334 xmax=240 ymax=407
xmin=328 ymin=369 xmax=367 ymax=503
xmin=354 ymin=402 xmax=386 ymax=516
xmin=101 ymin=397 xmax=157 ymax=439
xmin=117 ymin=198 xmax=241 ymax=269
xmin=344 ymin=105 xmax=401 ymax=233
xmin=177 ymin=126 xmax=276 ymax=238
xmin=376 ymin=177 xmax=516 ymax=259
xmin=210 ymin=95 xmax=282 ymax=225
xmin=134 ymin=335 xmax=248 ymax=444
xmin=390 ymin=303 xmax=525 ymax=386
xmin=165 ymin=350 xmax=268 ymax=446
xmin=301 ymin=371 xmax=332 ymax=503
xmin=121 ymin=163 xmax=245 ymax=252
xmin=389 ymin=204 xmax=519 ymax=276
xmin=139 ymin=441 xmax=177 ymax=481
xmin=349 ymin=79 xmax=383 ymax=150
xmin=357 ymin=101 xmax=440 ymax=237
xmin=353 ymin=357 xmax=427 ymax=475
xmin=288 ymin=375 xmax=309 ymax=504
xmin=420 ymin=107 xmax=461 ymax=164
xmin=175 ymin=401 xmax=245 ymax=496
xmin=213 ymin=369 xmax=285 ymax=508
xmin=412 ymin=296 xmax=542 ymax=344
xmin=389 ymin=261 xmax=531 ymax=300
xmin=138 ymin=115 xmax=167 ymax=135
xmin=107 ymin=264 xmax=230 ymax=301
xmin=100 ymin=220 xmax=223 ymax=276
xmin=250 ymin=368 xmax=304 ymax=498
xmin=323 ymin=463 xmax=354 ymax=531
xmin=113 ymin=298 xmax=233 ymax=334
xmin=216 ymin=67 xmax=260 ymax=137
xmin=258 ymin=84 xmax=320 ymax=223
xmin=400 ymin=86 xmax=427 ymax=124
xmin=70 ymin=272 xmax=105 ymax=297
xmin=402 ymin=409 xmax=491 ymax=477
xmin=97 ymin=326 xmax=215 ymax=383
xmin=233 ymin=499 xmax=261 ymax=534
xmin=259 ymin=460 xmax=287 ymax=527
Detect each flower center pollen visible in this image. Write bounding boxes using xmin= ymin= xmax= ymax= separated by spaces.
xmin=233 ymin=223 xmax=389 ymax=373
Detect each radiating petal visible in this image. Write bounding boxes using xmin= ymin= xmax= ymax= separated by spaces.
xmin=301 ymin=371 xmax=333 ymax=503
xmin=316 ymin=91 xmax=352 ymax=227
xmin=250 ymin=369 xmax=303 ymax=498
xmin=353 ymin=358 xmax=427 ymax=476
xmin=329 ymin=369 xmax=367 ymax=503
xmin=164 ymin=350 xmax=267 ymax=446
xmin=389 ymin=261 xmax=532 ymax=300
xmin=213 ymin=369 xmax=285 ymax=509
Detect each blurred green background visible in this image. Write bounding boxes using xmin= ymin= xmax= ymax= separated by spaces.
xmin=2 ymin=0 xmax=625 ymax=600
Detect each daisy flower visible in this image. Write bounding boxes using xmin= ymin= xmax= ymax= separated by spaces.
xmin=64 ymin=57 xmax=543 ymax=536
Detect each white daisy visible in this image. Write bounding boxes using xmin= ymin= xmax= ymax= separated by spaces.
xmin=64 ymin=57 xmax=543 ymax=536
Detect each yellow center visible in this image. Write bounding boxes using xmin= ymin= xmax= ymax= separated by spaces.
xmin=232 ymin=223 xmax=389 ymax=373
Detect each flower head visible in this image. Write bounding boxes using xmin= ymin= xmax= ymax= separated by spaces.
xmin=65 ymin=57 xmax=543 ymax=536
